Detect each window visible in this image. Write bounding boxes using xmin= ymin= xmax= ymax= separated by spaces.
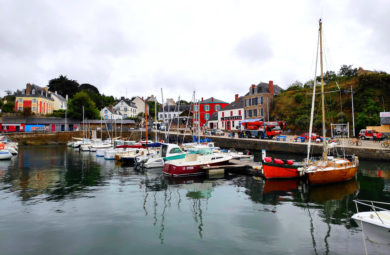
xmin=215 ymin=105 xmax=221 ymax=111
xmin=204 ymin=105 xmax=210 ymax=111
xmin=32 ymin=107 xmax=37 ymax=112
xmin=18 ymin=107 xmax=23 ymax=111
xmin=261 ymin=108 xmax=264 ymax=117
xmin=232 ymin=121 xmax=235 ymax=128
xmin=247 ymin=99 xmax=251 ymax=106
xmin=194 ymin=105 xmax=199 ymax=111
xmin=104 ymin=115 xmax=108 ymax=119
xmin=205 ymin=113 xmax=210 ymax=120
xmin=124 ymin=107 xmax=127 ymax=112
xmin=230 ymin=111 xmax=233 ymax=116
xmin=32 ymin=98 xmax=37 ymax=103
xmin=248 ymin=110 xmax=252 ymax=117
xmin=124 ymin=114 xmax=127 ymax=118
xmin=251 ymin=87 xmax=255 ymax=94
xmin=18 ymin=98 xmax=23 ymax=103
xmin=252 ymin=98 xmax=258 ymax=105
xmin=253 ymin=109 xmax=257 ymax=117
xmin=169 ymin=148 xmax=182 ymax=154
xmin=105 ymin=110 xmax=108 ymax=114
xmin=260 ymin=96 xmax=263 ymax=105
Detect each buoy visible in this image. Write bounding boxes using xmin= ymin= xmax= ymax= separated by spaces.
xmin=264 ymin=157 xmax=272 ymax=163
xmin=286 ymin=160 xmax=294 ymax=165
xmin=273 ymin=158 xmax=284 ymax=164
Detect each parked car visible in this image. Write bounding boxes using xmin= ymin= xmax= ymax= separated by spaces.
xmin=211 ymin=129 xmax=224 ymax=136
xmin=301 ymin=133 xmax=319 ymax=141
xmin=359 ymin=129 xmax=385 ymax=140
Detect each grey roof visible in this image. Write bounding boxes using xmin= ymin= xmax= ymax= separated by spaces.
xmin=200 ymin=97 xmax=228 ymax=104
xmin=221 ymin=97 xmax=244 ymax=111
xmin=51 ymin=93 xmax=66 ymax=101
xmin=244 ymin=82 xmax=283 ymax=96
xmin=1 ymin=116 xmax=135 ymax=125
xmin=117 ymin=99 xmax=137 ymax=108
xmin=209 ymin=112 xmax=218 ymax=121
xmin=2 ymin=116 xmax=79 ymax=124
xmin=159 ymin=104 xmax=191 ymax=112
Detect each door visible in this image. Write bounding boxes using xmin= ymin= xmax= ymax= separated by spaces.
xmin=226 ymin=121 xmax=231 ymax=130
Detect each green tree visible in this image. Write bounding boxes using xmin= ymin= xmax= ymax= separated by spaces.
xmin=338 ymin=65 xmax=358 ymax=77
xmin=1 ymin=102 xmax=15 ymax=113
xmin=147 ymin=101 xmax=160 ymax=119
xmin=22 ymin=107 xmax=33 ymax=117
xmin=50 ymin=109 xmax=66 ymax=118
xmin=67 ymin=91 xmax=99 ymax=120
xmin=79 ymin=83 xmax=100 ymax=95
xmin=48 ymin=75 xmax=79 ymax=98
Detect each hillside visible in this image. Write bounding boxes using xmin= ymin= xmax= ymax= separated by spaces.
xmin=272 ymin=68 xmax=390 ymax=135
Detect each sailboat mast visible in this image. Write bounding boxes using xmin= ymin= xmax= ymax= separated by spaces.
xmin=319 ymin=19 xmax=327 ymax=160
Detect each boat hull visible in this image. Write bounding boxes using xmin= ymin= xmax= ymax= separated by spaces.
xmin=352 ymin=212 xmax=390 ymax=245
xmin=163 ymin=160 xmax=228 ymax=177
xmin=262 ymin=162 xmax=302 ymax=179
xmin=307 ymin=166 xmax=357 ymax=185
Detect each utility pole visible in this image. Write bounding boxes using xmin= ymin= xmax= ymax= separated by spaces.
xmin=351 ymin=85 xmax=355 ymax=137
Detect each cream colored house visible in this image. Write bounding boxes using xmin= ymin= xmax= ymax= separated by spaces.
xmin=131 ymin=96 xmax=145 ymax=115
xmin=51 ymin=91 xmax=67 ymax=110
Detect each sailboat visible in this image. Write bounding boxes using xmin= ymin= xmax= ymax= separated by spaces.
xmin=303 ymin=19 xmax=359 ymax=185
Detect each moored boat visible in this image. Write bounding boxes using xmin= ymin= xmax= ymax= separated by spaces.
xmin=352 ymin=200 xmax=390 ymax=246
xmin=305 ymin=157 xmax=358 ymax=185
xmin=262 ymin=157 xmax=305 ymax=179
xmin=163 ymin=152 xmax=232 ymax=177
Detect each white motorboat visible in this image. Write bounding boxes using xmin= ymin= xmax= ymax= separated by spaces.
xmin=0 ymin=149 xmax=12 ymax=160
xmin=352 ymin=200 xmax=390 ymax=245
xmin=135 ymin=144 xmax=186 ymax=169
xmin=5 ymin=143 xmax=18 ymax=155
xmin=90 ymin=143 xmax=112 ymax=152
xmin=163 ymin=150 xmax=233 ymax=177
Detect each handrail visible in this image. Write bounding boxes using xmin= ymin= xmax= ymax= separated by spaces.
xmin=353 ymin=200 xmax=390 ymax=225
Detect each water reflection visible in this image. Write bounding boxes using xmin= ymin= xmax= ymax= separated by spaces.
xmin=0 ymin=147 xmax=389 ymax=255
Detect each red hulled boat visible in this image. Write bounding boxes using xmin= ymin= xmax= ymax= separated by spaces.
xmin=262 ymin=157 xmax=304 ymax=179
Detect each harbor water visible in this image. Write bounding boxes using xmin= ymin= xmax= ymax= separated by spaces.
xmin=0 ymin=146 xmax=389 ymax=255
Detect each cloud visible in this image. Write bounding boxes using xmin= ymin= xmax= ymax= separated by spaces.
xmin=235 ymin=32 xmax=274 ymax=63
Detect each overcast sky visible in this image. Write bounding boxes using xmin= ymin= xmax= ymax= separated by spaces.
xmin=1 ymin=0 xmax=389 ymax=103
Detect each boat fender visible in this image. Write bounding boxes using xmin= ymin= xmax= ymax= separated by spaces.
xmin=264 ymin=157 xmax=272 ymax=163
xmin=286 ymin=160 xmax=294 ymax=165
xmin=274 ymin=159 xmax=284 ymax=164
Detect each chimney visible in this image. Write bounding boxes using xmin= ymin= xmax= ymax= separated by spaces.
xmin=26 ymin=83 xmax=32 ymax=95
xmin=235 ymin=94 xmax=239 ymax=102
xmin=201 ymin=97 xmax=203 ymax=102
xmin=211 ymin=97 xmax=214 ymax=102
xmin=269 ymin=80 xmax=274 ymax=95
xmin=251 ymin=84 xmax=256 ymax=88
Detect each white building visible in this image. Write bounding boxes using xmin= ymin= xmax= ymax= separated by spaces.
xmin=51 ymin=91 xmax=67 ymax=111
xmin=131 ymin=96 xmax=145 ymax=115
xmin=113 ymin=99 xmax=137 ymax=118
xmin=158 ymin=105 xmax=190 ymax=124
xmin=100 ymin=106 xmax=123 ymax=120
xmin=216 ymin=95 xmax=244 ymax=130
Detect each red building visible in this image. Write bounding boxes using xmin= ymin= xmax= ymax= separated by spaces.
xmin=192 ymin=97 xmax=228 ymax=127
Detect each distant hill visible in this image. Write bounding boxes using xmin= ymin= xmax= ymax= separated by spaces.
xmin=271 ymin=66 xmax=390 ymax=135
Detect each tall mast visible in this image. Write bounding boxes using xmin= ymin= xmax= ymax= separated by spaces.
xmin=155 ymin=99 xmax=157 ymax=142
xmin=145 ymin=100 xmax=148 ymax=144
xmin=319 ymin=19 xmax=327 ymax=160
